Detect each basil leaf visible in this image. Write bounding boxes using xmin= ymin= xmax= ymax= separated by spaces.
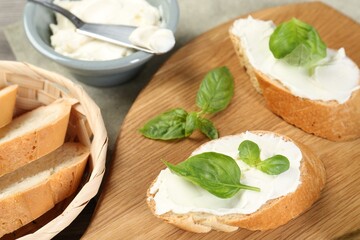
xmin=197 ymin=117 xmax=218 ymax=139
xmin=196 ymin=66 xmax=234 ymax=114
xmin=239 ymin=140 xmax=290 ymax=175
xmin=164 ymin=152 xmax=260 ymax=199
xmin=139 ymin=108 xmax=188 ymax=140
xmin=269 ymin=18 xmax=326 ymax=66
xmin=257 ymin=155 xmax=290 ymax=175
xmin=238 ymin=140 xmax=261 ymax=166
xmin=185 ymin=112 xmax=198 ymax=137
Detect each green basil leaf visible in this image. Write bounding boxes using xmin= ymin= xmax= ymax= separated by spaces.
xmin=185 ymin=112 xmax=198 ymax=137
xmin=238 ymin=140 xmax=261 ymax=166
xmin=196 ymin=66 xmax=234 ymax=114
xmin=164 ymin=152 xmax=260 ymax=199
xmin=269 ymin=18 xmax=326 ymax=66
xmin=197 ymin=117 xmax=218 ymax=139
xmin=257 ymin=155 xmax=290 ymax=175
xmin=139 ymin=108 xmax=188 ymax=140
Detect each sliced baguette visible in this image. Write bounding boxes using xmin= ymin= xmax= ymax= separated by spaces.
xmin=0 ymin=98 xmax=75 ymax=178
xmin=229 ymin=25 xmax=360 ymax=141
xmin=0 ymin=85 xmax=18 ymax=128
xmin=147 ymin=131 xmax=326 ymax=233
xmin=0 ymin=142 xmax=89 ymax=237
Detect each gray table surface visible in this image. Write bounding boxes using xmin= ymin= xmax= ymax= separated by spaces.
xmin=1 ymin=0 xmax=359 ymax=238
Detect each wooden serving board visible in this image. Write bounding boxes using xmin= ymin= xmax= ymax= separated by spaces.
xmin=84 ymin=2 xmax=360 ymax=239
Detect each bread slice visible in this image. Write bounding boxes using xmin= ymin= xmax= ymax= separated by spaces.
xmin=0 ymin=85 xmax=18 ymax=128
xmin=0 ymin=98 xmax=75 ymax=178
xmin=147 ymin=131 xmax=326 ymax=233
xmin=0 ymin=142 xmax=89 ymax=237
xmin=229 ymin=24 xmax=360 ymax=142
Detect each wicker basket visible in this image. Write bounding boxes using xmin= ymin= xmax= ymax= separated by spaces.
xmin=0 ymin=61 xmax=108 ymax=239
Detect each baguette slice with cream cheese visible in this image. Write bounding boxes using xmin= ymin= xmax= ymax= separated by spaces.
xmin=0 ymin=142 xmax=89 ymax=237
xmin=0 ymin=98 xmax=76 ymax=178
xmin=0 ymin=85 xmax=18 ymax=128
xmin=229 ymin=17 xmax=360 ymax=141
xmin=147 ymin=131 xmax=326 ymax=233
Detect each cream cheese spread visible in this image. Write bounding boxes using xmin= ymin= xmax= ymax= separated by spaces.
xmin=129 ymin=26 xmax=175 ymax=54
xmin=230 ymin=16 xmax=360 ymax=104
xmin=149 ymin=132 xmax=302 ymax=216
xmin=50 ymin=0 xmax=174 ymax=60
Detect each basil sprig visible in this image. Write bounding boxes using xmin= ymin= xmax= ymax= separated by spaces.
xmin=164 ymin=152 xmax=260 ymax=199
xmin=238 ymin=140 xmax=290 ymax=175
xmin=269 ymin=18 xmax=326 ymax=68
xmin=140 ymin=67 xmax=234 ymax=140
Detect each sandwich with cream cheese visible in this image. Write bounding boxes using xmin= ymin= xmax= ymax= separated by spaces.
xmin=229 ymin=16 xmax=360 ymax=141
xmin=147 ymin=131 xmax=326 ymax=232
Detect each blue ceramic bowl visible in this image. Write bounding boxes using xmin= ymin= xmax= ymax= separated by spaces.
xmin=23 ymin=0 xmax=179 ymax=87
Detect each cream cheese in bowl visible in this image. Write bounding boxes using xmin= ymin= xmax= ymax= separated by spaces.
xmin=50 ymin=0 xmax=175 ymax=61
xmin=23 ymin=0 xmax=179 ymax=86
xmin=230 ymin=16 xmax=360 ymax=104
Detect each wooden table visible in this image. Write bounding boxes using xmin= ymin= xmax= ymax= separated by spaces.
xmin=0 ymin=0 xmax=359 ymax=239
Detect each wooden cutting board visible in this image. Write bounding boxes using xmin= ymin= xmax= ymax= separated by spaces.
xmin=83 ymin=2 xmax=360 ymax=239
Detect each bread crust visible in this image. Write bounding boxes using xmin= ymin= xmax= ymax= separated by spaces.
xmin=0 ymin=85 xmax=18 ymax=128
xmin=147 ymin=131 xmax=326 ymax=233
xmin=0 ymin=98 xmax=73 ymax=178
xmin=0 ymin=142 xmax=89 ymax=237
xmin=229 ymin=30 xmax=360 ymax=141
